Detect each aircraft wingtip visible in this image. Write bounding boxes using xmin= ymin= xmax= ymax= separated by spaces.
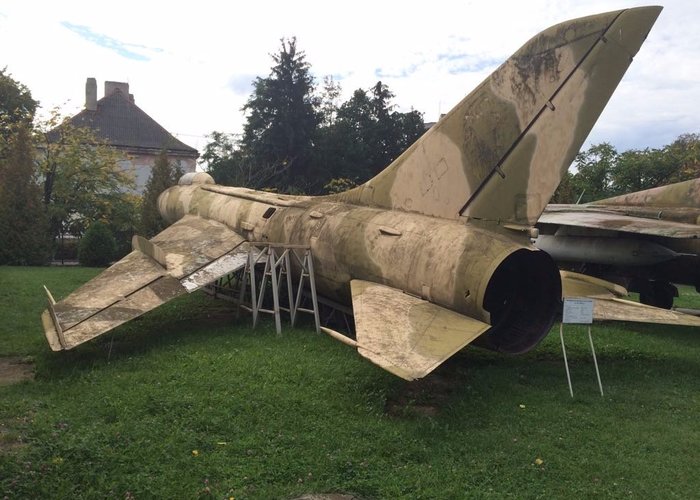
xmin=41 ymin=310 xmax=64 ymax=352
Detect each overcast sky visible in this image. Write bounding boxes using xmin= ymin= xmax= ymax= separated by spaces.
xmin=2 ymin=0 xmax=698 ymax=159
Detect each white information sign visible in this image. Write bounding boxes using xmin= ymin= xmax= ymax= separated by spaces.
xmin=562 ymin=297 xmax=594 ymax=324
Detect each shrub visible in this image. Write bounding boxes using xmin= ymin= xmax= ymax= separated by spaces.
xmin=78 ymin=222 xmax=117 ymax=267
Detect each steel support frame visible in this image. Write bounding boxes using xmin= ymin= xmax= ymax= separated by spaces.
xmin=238 ymin=244 xmax=320 ymax=335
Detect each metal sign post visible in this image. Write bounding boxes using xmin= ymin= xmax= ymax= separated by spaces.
xmin=560 ymin=298 xmax=604 ymax=398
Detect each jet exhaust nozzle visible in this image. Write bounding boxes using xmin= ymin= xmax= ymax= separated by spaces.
xmin=474 ymin=249 xmax=561 ymax=354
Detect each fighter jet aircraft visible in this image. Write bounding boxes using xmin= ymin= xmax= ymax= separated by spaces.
xmin=42 ymin=6 xmax=662 ymax=380
xmin=538 ymin=177 xmax=700 ymax=309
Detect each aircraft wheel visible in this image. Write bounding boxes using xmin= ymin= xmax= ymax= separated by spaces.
xmin=639 ymin=281 xmax=677 ymax=310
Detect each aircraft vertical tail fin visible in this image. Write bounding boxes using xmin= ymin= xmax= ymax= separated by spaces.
xmin=334 ymin=7 xmax=662 ymax=226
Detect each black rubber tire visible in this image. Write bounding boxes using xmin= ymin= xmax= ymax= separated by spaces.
xmin=640 ymin=281 xmax=677 ymax=310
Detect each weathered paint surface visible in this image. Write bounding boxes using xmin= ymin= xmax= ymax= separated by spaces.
xmin=43 ymin=215 xmax=249 ymax=350
xmin=159 ymin=181 xmax=538 ymax=324
xmin=42 ymin=7 xmax=662 ymax=379
xmin=542 ymin=178 xmax=700 ymax=233
xmin=335 ymin=7 xmax=661 ymax=226
xmin=351 ymin=280 xmax=491 ymax=380
xmin=539 ymin=209 xmax=700 ymax=238
xmin=596 ymin=177 xmax=700 ymax=210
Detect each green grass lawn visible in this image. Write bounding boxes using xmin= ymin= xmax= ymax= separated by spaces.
xmin=1 ymin=266 xmax=699 ymax=499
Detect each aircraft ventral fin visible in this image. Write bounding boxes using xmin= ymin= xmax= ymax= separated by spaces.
xmin=561 ymin=271 xmax=700 ymax=327
xmin=350 ymin=280 xmax=490 ymax=380
xmin=42 ymin=215 xmax=251 ymax=351
xmin=335 ymin=7 xmax=662 ymax=226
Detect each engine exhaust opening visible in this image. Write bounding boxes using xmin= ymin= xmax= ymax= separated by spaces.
xmin=474 ymin=249 xmax=561 ymax=354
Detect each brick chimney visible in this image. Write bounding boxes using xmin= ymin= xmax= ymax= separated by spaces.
xmin=104 ymin=81 xmax=135 ymax=103
xmin=105 ymin=81 xmax=129 ymax=97
xmin=85 ymin=77 xmax=97 ymax=111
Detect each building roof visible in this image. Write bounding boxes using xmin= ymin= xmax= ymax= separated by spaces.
xmin=65 ymin=89 xmax=198 ymax=157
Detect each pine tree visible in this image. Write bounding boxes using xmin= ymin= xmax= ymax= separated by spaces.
xmin=324 ymin=81 xmax=424 ymax=182
xmin=0 ymin=124 xmax=51 ymax=264
xmin=241 ymin=38 xmax=321 ymax=192
xmin=0 ymin=68 xmax=37 ymax=159
xmin=140 ymin=150 xmax=183 ymax=238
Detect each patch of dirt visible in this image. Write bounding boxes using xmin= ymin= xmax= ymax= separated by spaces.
xmin=385 ymin=371 xmax=457 ymax=418
xmin=0 ymin=424 xmax=26 ymax=454
xmin=0 ymin=357 xmax=35 ymax=386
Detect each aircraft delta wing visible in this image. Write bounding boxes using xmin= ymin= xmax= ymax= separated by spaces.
xmin=538 ymin=177 xmax=700 ymax=309
xmin=42 ymin=7 xmax=662 ymax=380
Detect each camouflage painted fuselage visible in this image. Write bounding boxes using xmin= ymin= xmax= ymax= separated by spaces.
xmin=159 ymin=180 xmax=560 ymax=353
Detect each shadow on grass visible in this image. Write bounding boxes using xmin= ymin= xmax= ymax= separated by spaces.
xmin=382 ymin=334 xmax=700 ymax=422
xmin=35 ymin=294 xmax=260 ymax=380
xmin=33 ymin=290 xmax=700 ymax=426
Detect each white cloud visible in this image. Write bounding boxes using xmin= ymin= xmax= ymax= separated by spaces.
xmin=1 ymin=0 xmax=698 ymax=156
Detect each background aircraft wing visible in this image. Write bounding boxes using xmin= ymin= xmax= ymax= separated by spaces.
xmin=42 ymin=215 xmax=251 ymax=351
xmin=539 ymin=210 xmax=700 ymax=238
xmin=350 ymin=280 xmax=491 ymax=380
xmin=561 ymin=271 xmax=700 ymax=327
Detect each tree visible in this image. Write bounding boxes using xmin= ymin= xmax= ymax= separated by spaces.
xmin=201 ymin=131 xmax=239 ymax=185
xmin=664 ymin=133 xmax=700 ymax=182
xmin=200 ymin=132 xmax=279 ymax=188
xmin=549 ymin=170 xmax=578 ymax=204
xmin=241 ymin=37 xmax=321 ymax=193
xmin=0 ymin=67 xmax=37 ymax=159
xmin=552 ymin=134 xmax=700 ymax=203
xmin=140 ymin=149 xmax=183 ymax=237
xmin=35 ymin=111 xmax=136 ymax=244
xmin=202 ymin=43 xmax=425 ymax=194
xmin=106 ymin=191 xmax=141 ymax=259
xmin=324 ymin=81 xmax=424 ymax=183
xmin=318 ymin=75 xmax=342 ymax=127
xmin=0 ymin=123 xmax=51 ymax=264
xmin=569 ymin=142 xmax=618 ymax=203
xmin=611 ymin=147 xmax=673 ymax=195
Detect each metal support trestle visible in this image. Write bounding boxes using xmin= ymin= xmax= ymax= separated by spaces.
xmin=238 ymin=244 xmax=321 ymax=335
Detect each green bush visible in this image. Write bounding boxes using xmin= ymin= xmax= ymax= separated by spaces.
xmin=78 ymin=222 xmax=117 ymax=267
